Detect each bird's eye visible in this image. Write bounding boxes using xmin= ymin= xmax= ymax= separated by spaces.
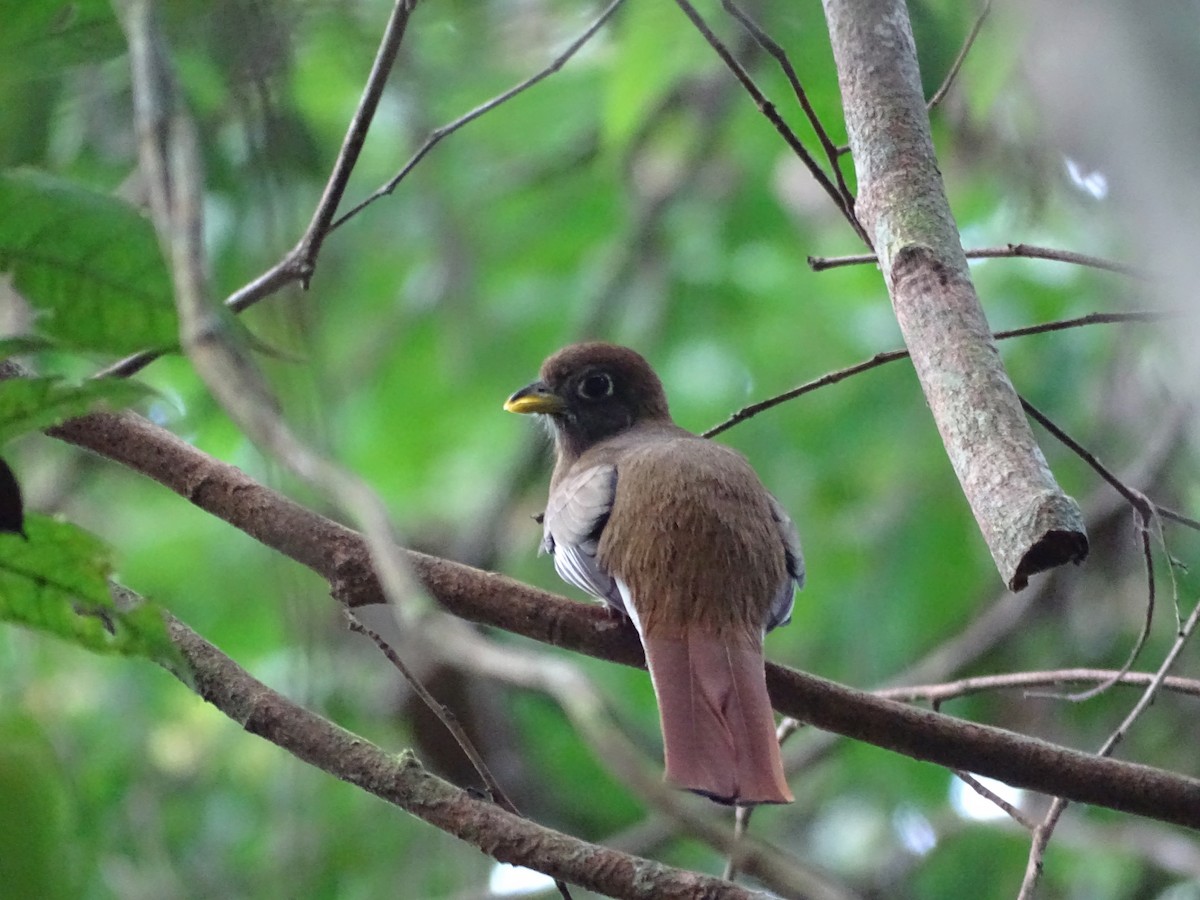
xmin=577 ymin=371 xmax=614 ymax=400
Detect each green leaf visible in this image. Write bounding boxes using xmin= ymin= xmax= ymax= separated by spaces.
xmin=0 ymin=0 xmax=125 ymax=86
xmin=0 ymin=515 xmax=180 ymax=665
xmin=0 ymin=376 xmax=154 ymax=445
xmin=0 ymin=169 xmax=177 ymax=354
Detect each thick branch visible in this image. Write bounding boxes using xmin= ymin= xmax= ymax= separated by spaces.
xmin=166 ymin=615 xmax=768 ymax=900
xmin=45 ymin=408 xmax=1200 ymax=831
xmin=820 ymin=0 xmax=1088 ymax=589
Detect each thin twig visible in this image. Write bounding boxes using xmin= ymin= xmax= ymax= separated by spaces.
xmin=98 ymin=0 xmax=420 ymax=380
xmin=671 ymin=0 xmax=872 ymax=246
xmin=1019 ymin=592 xmax=1200 ymax=897
xmin=932 ymin=694 xmax=1036 ymax=829
xmin=344 ymin=610 xmax=516 ymax=810
xmin=809 ymin=243 xmax=1146 ymax=277
xmin=1019 ymin=399 xmax=1164 ymax=701
xmin=1019 ymin=397 xmax=1154 ymax=517
xmin=343 ymin=612 xmax=576 ymax=900
xmin=719 ymin=0 xmax=857 ymax=217
xmin=703 ymin=311 xmax=1170 ymax=438
xmin=293 ymin=0 xmax=420 ymax=280
xmin=926 ymin=0 xmax=992 ymax=110
xmin=1029 ymin=505 xmax=1155 ymax=702
xmin=331 ymin=0 xmax=626 ymax=231
xmin=98 ymin=0 xmax=615 ymax=382
xmin=879 ymin=668 xmax=1200 ymax=704
xmin=954 ymin=771 xmax=1038 ymax=830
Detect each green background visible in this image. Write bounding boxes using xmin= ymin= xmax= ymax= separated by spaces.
xmin=0 ymin=0 xmax=1197 ymax=897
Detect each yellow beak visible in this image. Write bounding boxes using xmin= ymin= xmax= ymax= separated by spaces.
xmin=504 ymin=382 xmax=566 ymax=415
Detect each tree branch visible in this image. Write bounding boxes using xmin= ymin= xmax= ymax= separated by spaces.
xmin=99 ymin=0 xmax=421 ymax=380
xmin=40 ymin=407 xmax=1200 ymax=832
xmin=703 ymin=311 xmax=1168 ymax=439
xmin=164 ymin=613 xmax=770 ymax=900
xmin=821 ymin=0 xmax=1088 ymax=590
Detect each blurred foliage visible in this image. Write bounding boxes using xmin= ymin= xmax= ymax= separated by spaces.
xmin=0 ymin=0 xmax=1197 ymax=898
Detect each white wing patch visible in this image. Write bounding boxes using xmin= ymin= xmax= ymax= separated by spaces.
xmin=767 ymin=492 xmax=803 ymax=631
xmin=543 ymin=464 xmax=624 ymax=613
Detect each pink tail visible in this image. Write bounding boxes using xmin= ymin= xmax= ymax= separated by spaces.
xmin=642 ymin=631 xmax=792 ymax=805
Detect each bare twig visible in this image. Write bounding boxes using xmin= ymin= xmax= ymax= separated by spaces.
xmin=98 ymin=0 xmax=618 ymax=382
xmin=343 ymin=610 xmax=516 ymax=811
xmin=953 ymin=771 xmax=1037 ymax=830
xmin=1158 ymin=505 xmax=1200 ymax=532
xmin=331 ymin=0 xmax=626 ymax=231
xmin=1019 ymin=397 xmax=1154 ymax=518
xmin=294 ymin=0 xmax=420 ymax=279
xmin=99 ymin=0 xmax=420 ymax=380
xmin=703 ymin=311 xmax=1168 ymax=439
xmin=1018 ymin=592 xmax=1200 ymax=897
xmin=809 ymin=243 xmax=1146 ymax=277
xmin=719 ymin=0 xmax=856 ymax=215
xmin=1030 ymin=506 xmax=1156 ymax=702
xmin=926 ymin=0 xmax=993 ymax=110
xmin=878 ymin=668 xmax=1200 ymax=704
xmin=342 ymin=611 xmax=576 ymax=900
xmin=671 ymin=0 xmax=871 ymax=245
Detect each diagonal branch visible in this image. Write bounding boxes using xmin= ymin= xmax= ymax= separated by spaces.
xmin=331 ymin=0 xmax=626 ymax=232
xmin=822 ymin=0 xmax=1087 ymax=590
xmin=926 ymin=0 xmax=993 ymax=110
xmin=99 ymin=0 xmax=618 ymax=382
xmin=672 ymin=0 xmax=871 ymax=245
xmin=703 ymin=310 xmax=1169 ymax=439
xmin=163 ymin=612 xmax=768 ymax=900
xmin=718 ymin=0 xmax=856 ymax=216
xmin=1019 ymin=590 xmax=1200 ymax=897
xmin=37 ymin=405 xmax=1200 ymax=832
xmin=100 ymin=0 xmax=421 ymax=380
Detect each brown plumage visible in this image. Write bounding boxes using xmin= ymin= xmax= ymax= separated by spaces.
xmin=505 ymin=343 xmax=803 ymax=805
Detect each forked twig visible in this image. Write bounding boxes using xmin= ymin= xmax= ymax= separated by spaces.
xmin=100 ymin=0 xmax=422 ymax=380
xmin=719 ymin=0 xmax=856 ymax=216
xmin=331 ymin=0 xmax=627 ymax=231
xmin=343 ymin=612 xmax=575 ymax=900
xmin=671 ymin=0 xmax=872 ymax=246
xmin=1018 ymin=592 xmax=1200 ymax=897
xmin=98 ymin=0 xmax=622 ymax=382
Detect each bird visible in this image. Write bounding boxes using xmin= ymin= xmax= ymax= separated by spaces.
xmin=504 ymin=342 xmax=803 ymax=805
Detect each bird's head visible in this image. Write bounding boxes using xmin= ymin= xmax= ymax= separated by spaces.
xmin=504 ymin=342 xmax=672 ymax=456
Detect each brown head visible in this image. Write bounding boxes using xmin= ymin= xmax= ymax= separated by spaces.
xmin=504 ymin=343 xmax=673 ymax=461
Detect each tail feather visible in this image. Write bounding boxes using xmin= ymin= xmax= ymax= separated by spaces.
xmin=643 ymin=631 xmax=792 ymax=805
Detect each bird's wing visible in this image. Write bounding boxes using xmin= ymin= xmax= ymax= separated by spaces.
xmin=543 ymin=464 xmax=624 ymax=612
xmin=766 ymin=492 xmax=804 ymax=631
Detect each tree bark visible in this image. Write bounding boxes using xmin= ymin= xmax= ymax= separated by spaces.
xmin=822 ymin=0 xmax=1088 ymax=589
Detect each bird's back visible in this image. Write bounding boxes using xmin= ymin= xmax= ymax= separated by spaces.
xmin=585 ymin=429 xmax=788 ymax=637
